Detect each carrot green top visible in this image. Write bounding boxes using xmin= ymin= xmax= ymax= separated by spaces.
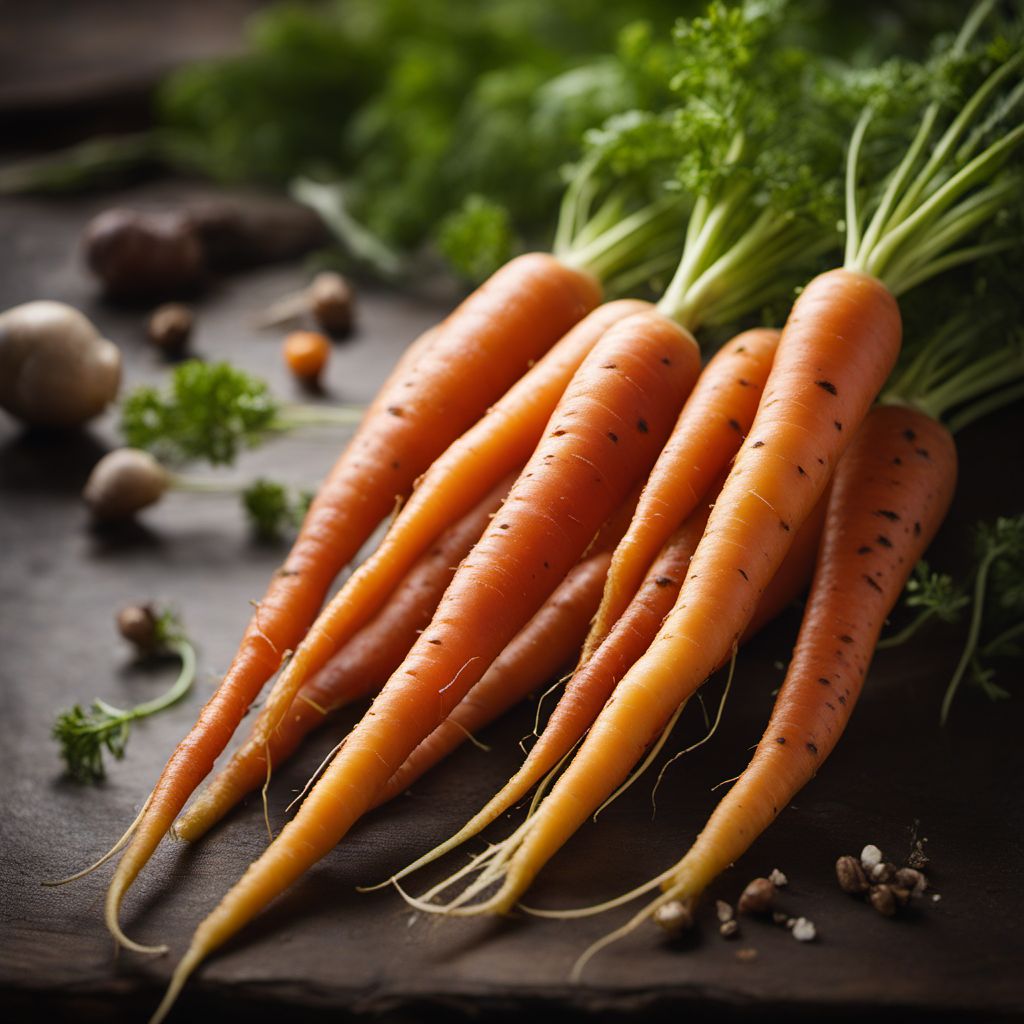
xmin=842 ymin=0 xmax=1024 ymax=296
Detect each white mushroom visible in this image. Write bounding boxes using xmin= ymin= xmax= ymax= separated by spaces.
xmin=0 ymin=300 xmax=121 ymax=427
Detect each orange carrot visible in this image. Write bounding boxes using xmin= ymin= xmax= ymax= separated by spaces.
xmin=231 ymin=300 xmax=649 ymax=759
xmin=101 ymin=265 xmax=609 ymax=950
xmin=390 ymin=476 xmax=827 ymax=882
xmin=374 ymin=487 xmax=642 ymax=806
xmin=405 ymin=267 xmax=901 ymax=916
xmin=584 ymin=327 xmax=781 ymax=660
xmin=151 ymin=309 xmax=701 ymax=1020
xmin=611 ymin=403 xmax=957 ymax=927
xmin=175 ymin=471 xmax=520 ymax=843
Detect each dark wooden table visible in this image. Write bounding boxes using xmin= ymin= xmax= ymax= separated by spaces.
xmin=1 ymin=183 xmax=1022 ymax=1024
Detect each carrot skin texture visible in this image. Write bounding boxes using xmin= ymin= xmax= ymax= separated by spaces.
xmin=246 ymin=299 xmax=651 ymax=751
xmin=175 ymin=472 xmax=519 ymax=842
xmin=105 ymin=253 xmax=601 ymax=938
xmin=666 ymin=404 xmax=956 ymax=900
xmin=492 ymin=267 xmax=902 ymax=909
xmin=585 ymin=327 xmax=780 ymax=659
xmin=418 ymin=477 xmax=826 ymax=851
xmin=169 ymin=310 xmax=701 ymax=973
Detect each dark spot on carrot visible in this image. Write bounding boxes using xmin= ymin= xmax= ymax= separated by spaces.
xmin=661 ymin=356 xmax=672 ymax=366
xmin=875 ymin=509 xmax=900 ymax=521
xmin=818 ymin=677 xmax=830 ymax=686
xmin=840 ymin=635 xmax=854 ymax=644
xmin=857 ymin=545 xmax=872 ymax=555
xmin=834 ymin=420 xmax=843 ymax=431
xmin=499 ymin=523 xmax=510 ymax=530
xmin=892 ymin=456 xmax=902 ymax=465
xmin=601 ymin=362 xmax=618 ymax=369
xmin=780 ymin=520 xmax=791 ymax=532
xmin=776 ymin=737 xmax=786 ymax=745
xmin=864 ymin=575 xmax=882 ymax=592
xmin=825 ymin=702 xmax=836 ymax=711
xmin=915 ymin=447 xmax=930 ymax=459
xmin=736 ymin=345 xmax=747 ymax=353
xmin=816 ymin=380 xmax=837 ymax=395
xmin=543 ymin=561 xmax=550 ymax=569
xmin=637 ymin=418 xmax=649 ymax=433
xmin=876 ymin=535 xmax=893 ymax=548
xmin=797 ymin=465 xmax=807 ymax=476
xmin=391 ymin=460 xmax=401 ymax=470
xmin=738 ymin=378 xmax=750 ymax=387
xmin=817 ymin=457 xmax=825 ymax=465
xmin=738 ymin=568 xmax=749 ymax=581
xmin=387 ymin=405 xmax=404 ymax=417
xmin=728 ymin=418 xmax=742 ymax=433
xmin=806 ymin=742 xmax=818 ymax=755
xmin=838 ymin=695 xmax=847 ymax=705
xmin=607 ymin=431 xmax=619 ymax=443
xmin=914 ymin=521 xmax=921 ymax=536
xmin=654 ymin=576 xmax=675 ymax=588
xmin=427 ymin=638 xmax=442 ymax=646
xmin=903 ymin=428 xmax=916 ymax=441
xmin=752 ymin=440 xmax=765 ymax=448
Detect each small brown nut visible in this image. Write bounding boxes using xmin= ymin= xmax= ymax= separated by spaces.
xmin=870 ymin=861 xmax=896 ymax=884
xmin=309 ymin=271 xmax=354 ymax=335
xmin=653 ymin=899 xmax=693 ymax=934
xmin=835 ymin=855 xmax=869 ymax=894
xmin=890 ymin=886 xmax=911 ymax=908
xmin=894 ymin=867 xmax=927 ymax=896
xmin=715 ymin=900 xmax=734 ymax=923
xmin=869 ymin=885 xmax=897 ymax=917
xmin=719 ymin=919 xmax=739 ymax=939
xmin=148 ymin=303 xmax=193 ymax=356
xmin=738 ymin=877 xmax=775 ymax=915
xmin=117 ymin=604 xmax=158 ymax=653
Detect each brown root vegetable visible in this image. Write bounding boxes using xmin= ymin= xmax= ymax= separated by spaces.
xmin=0 ymin=300 xmax=121 ymax=427
xmin=147 ymin=304 xmax=194 ymax=356
xmin=82 ymin=196 xmax=329 ymax=300
xmin=83 ymin=448 xmax=170 ymax=521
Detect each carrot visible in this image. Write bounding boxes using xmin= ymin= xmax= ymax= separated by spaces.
xmin=101 ymin=264 xmax=610 ymax=950
xmin=374 ymin=486 xmax=643 ymax=807
xmin=151 ymin=309 xmax=701 ymax=1021
xmin=651 ymin=404 xmax=957 ymax=912
xmin=174 ymin=470 xmax=520 ymax=843
xmin=404 ymin=266 xmax=901 ymax=917
xmin=583 ymin=327 xmax=780 ymax=660
xmin=389 ymin=473 xmax=828 ymax=885
xmin=553 ymin=404 xmax=956 ymax=968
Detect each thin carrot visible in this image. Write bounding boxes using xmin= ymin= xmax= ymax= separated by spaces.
xmin=175 ymin=471 xmax=520 ymax=842
xmin=151 ymin=309 xmax=701 ymax=1021
xmin=584 ymin=327 xmax=780 ymax=660
xmin=225 ymin=299 xmax=649 ymax=756
xmin=388 ymin=473 xmax=827 ymax=885
xmin=404 ymin=265 xmax=901 ymax=917
xmin=101 ymin=269 xmax=612 ymax=949
xmin=655 ymin=404 xmax=957 ymax=911
xmin=373 ymin=486 xmax=643 ymax=807
xmin=556 ymin=404 xmax=956 ymax=969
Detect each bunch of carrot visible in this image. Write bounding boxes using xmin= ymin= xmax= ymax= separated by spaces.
xmin=51 ymin=2 xmax=1023 ymax=1017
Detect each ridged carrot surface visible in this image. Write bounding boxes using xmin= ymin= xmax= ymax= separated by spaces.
xmin=104 ymin=252 xmax=601 ymax=947
xmin=662 ymin=403 xmax=957 ymax=903
xmin=175 ymin=471 xmax=519 ymax=842
xmin=151 ymin=309 xmax=701 ymax=1019
xmin=427 ymin=267 xmax=902 ymax=914
xmin=584 ymin=327 xmax=780 ymax=659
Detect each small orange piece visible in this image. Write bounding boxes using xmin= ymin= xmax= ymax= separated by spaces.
xmin=283 ymin=330 xmax=331 ymax=380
